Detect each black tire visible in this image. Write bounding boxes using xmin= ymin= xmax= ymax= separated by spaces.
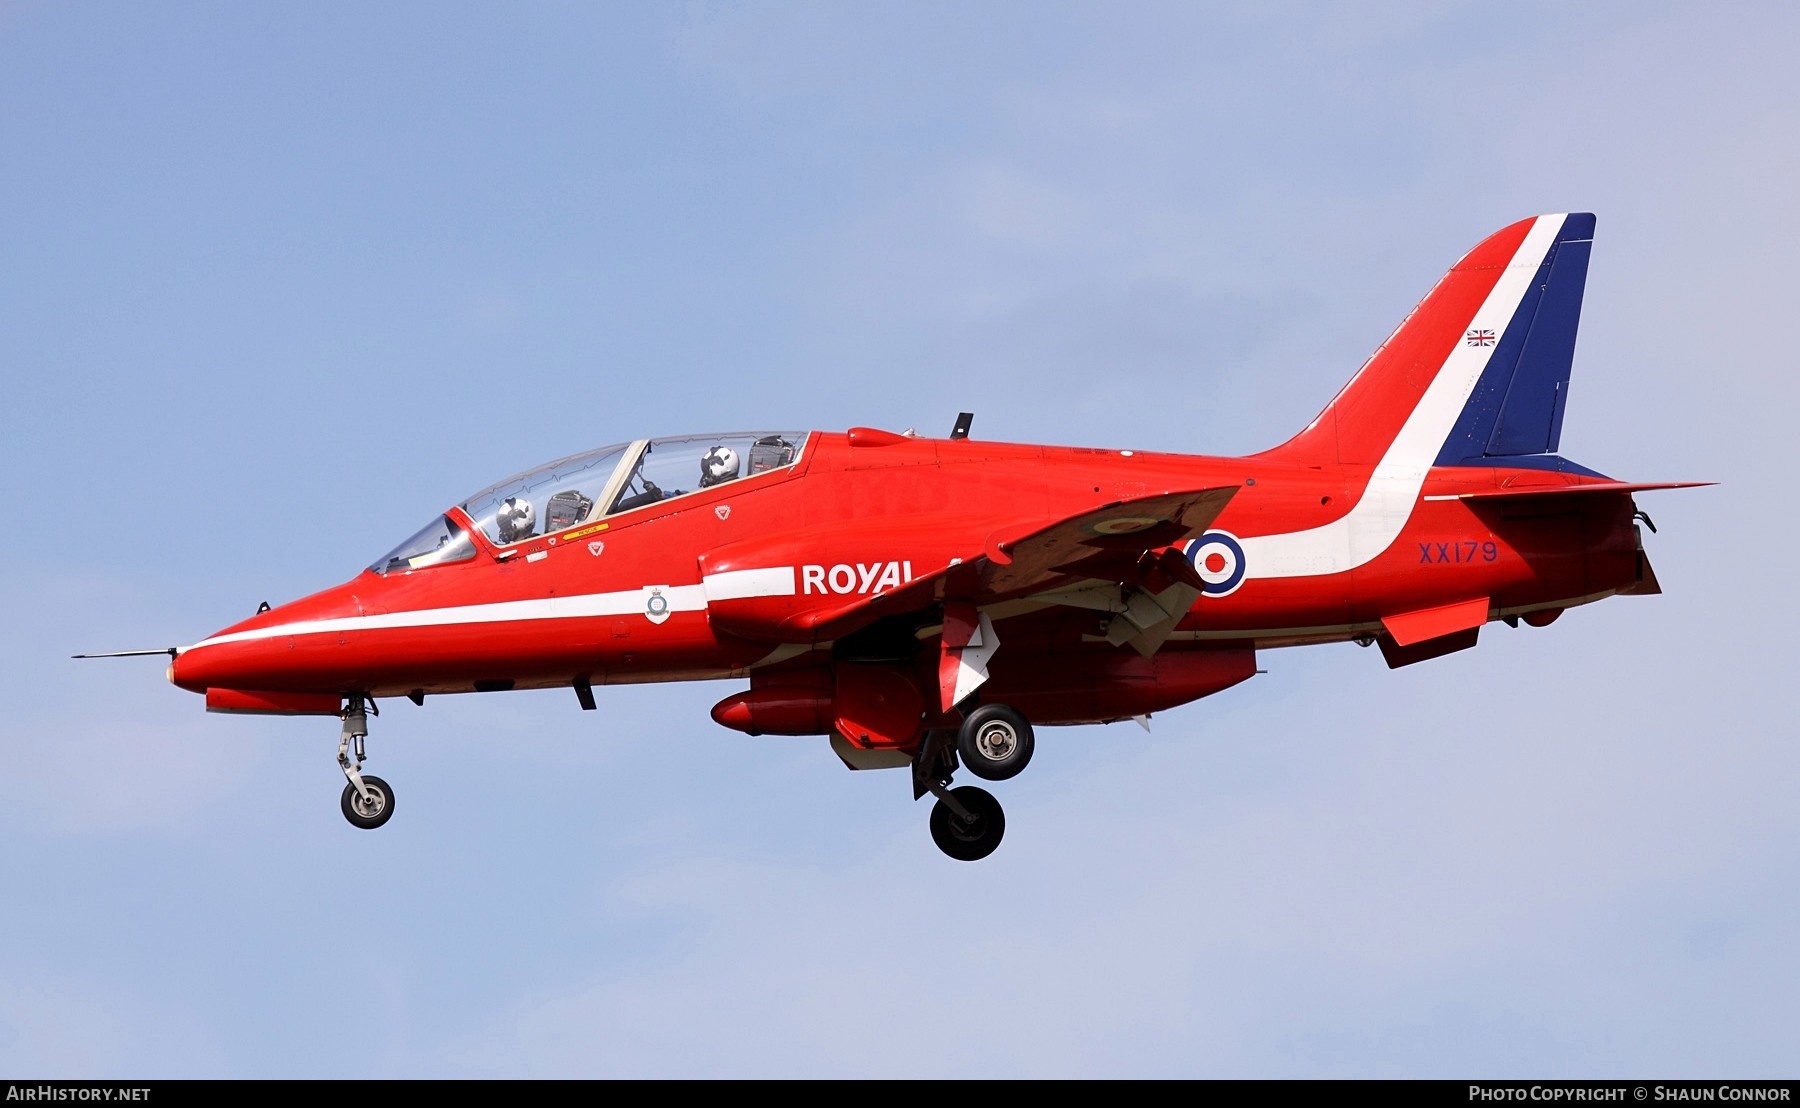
xmin=956 ymin=703 xmax=1035 ymax=781
xmin=340 ymin=775 xmax=395 ymax=830
xmin=929 ymin=785 xmax=1005 ymax=862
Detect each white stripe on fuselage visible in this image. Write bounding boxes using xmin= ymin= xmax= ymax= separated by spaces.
xmin=1239 ymin=214 xmax=1565 ymax=580
xmin=182 ymin=566 xmax=803 ymax=652
xmin=188 ymin=583 xmax=711 ymax=650
xmin=184 ymin=567 xmax=807 ymax=652
xmin=701 ymin=566 xmax=797 ymax=601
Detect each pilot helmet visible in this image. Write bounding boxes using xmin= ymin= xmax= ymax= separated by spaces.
xmin=497 ymin=496 xmax=535 ymax=543
xmin=701 ymin=445 xmax=739 ymax=486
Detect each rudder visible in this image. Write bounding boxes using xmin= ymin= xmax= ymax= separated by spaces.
xmin=1435 ymin=213 xmax=1594 ymax=465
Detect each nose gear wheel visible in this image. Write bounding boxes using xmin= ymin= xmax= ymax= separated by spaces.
xmin=341 ymin=775 xmax=395 ymax=829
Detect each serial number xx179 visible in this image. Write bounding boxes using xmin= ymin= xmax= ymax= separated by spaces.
xmin=1418 ymin=540 xmax=1498 ymax=564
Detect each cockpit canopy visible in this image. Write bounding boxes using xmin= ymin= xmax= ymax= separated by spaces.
xmin=371 ymin=432 xmax=808 ymax=574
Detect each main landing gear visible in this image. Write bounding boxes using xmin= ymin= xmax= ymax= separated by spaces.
xmin=956 ymin=703 xmax=1034 ymax=781
xmin=337 ymin=695 xmax=394 ymax=830
xmin=928 ymin=784 xmax=1005 ymax=862
xmin=913 ymin=703 xmax=1037 ymax=861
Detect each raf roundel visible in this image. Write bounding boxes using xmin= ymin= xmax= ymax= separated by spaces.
xmin=1185 ymin=530 xmax=1247 ymax=597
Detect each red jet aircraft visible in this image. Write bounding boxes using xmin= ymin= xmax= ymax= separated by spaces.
xmin=83 ymin=212 xmax=1705 ymax=860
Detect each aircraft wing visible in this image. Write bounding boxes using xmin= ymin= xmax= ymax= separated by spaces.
xmin=703 ymin=486 xmax=1239 ymax=652
xmin=973 ymin=487 xmax=1238 ymax=595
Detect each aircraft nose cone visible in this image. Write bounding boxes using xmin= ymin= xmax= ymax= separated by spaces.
xmin=171 ymin=579 xmax=369 ymax=694
xmin=168 ymin=639 xmax=253 ymax=693
xmin=168 ymin=649 xmax=202 ymax=692
xmin=168 ymin=624 xmax=296 ymax=693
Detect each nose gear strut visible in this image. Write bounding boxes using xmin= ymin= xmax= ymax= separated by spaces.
xmin=336 ymin=695 xmax=395 ymax=829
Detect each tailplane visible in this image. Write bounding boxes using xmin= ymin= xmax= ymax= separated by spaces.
xmin=1261 ymin=214 xmax=1599 ymax=474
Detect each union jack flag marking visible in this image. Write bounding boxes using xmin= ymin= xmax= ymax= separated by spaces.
xmin=1466 ymin=328 xmax=1496 ymax=347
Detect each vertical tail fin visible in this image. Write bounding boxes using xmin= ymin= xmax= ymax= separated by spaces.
xmin=1260 ymin=214 xmax=1598 ymax=472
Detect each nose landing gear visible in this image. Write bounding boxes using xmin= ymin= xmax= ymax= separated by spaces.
xmin=337 ymin=695 xmax=395 ymax=830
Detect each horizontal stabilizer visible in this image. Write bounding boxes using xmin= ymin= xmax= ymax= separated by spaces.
xmin=1443 ymin=480 xmax=1713 ymax=503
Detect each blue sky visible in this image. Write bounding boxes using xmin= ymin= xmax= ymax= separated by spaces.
xmin=2 ymin=1 xmax=1792 ymax=1078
